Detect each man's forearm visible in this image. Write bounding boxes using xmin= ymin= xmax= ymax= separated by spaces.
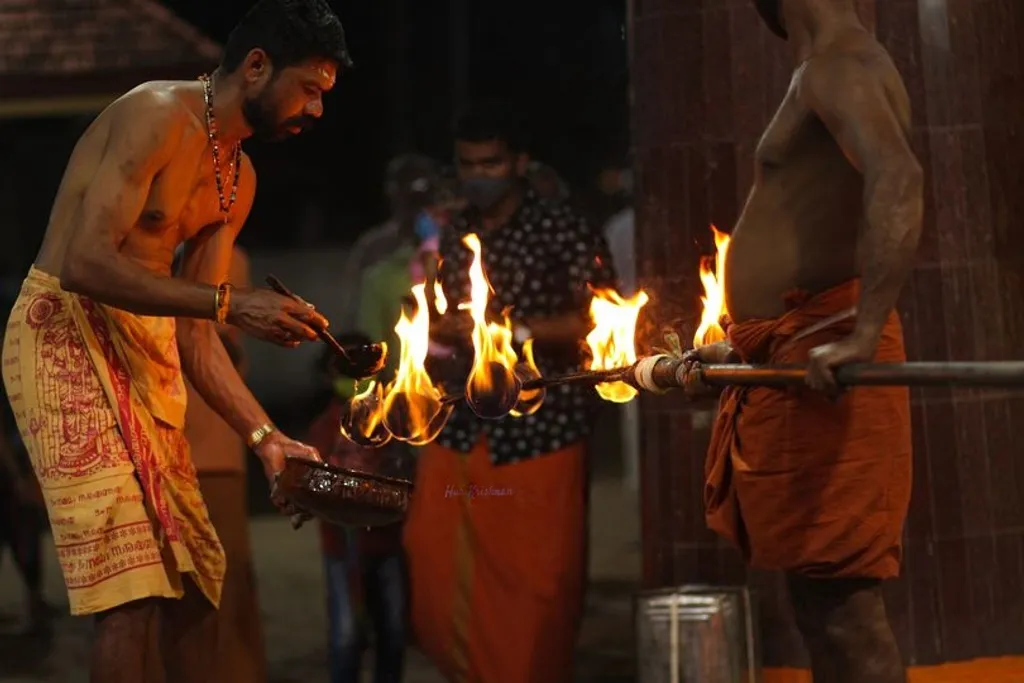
xmin=62 ymin=250 xmax=220 ymax=320
xmin=855 ymin=162 xmax=924 ymax=343
xmin=178 ymin=318 xmax=271 ymax=441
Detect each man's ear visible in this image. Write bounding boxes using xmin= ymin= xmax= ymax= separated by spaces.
xmin=242 ymin=48 xmax=274 ymax=86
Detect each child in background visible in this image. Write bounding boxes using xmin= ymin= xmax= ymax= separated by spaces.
xmin=309 ymin=333 xmax=407 ymax=683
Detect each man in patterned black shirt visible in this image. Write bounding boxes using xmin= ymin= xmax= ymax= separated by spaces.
xmin=403 ymin=102 xmax=617 ymax=683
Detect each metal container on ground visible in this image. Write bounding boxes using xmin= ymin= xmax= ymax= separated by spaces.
xmin=635 ymin=585 xmax=760 ymax=683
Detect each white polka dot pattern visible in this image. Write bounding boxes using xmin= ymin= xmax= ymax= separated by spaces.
xmin=433 ymin=190 xmax=618 ymax=464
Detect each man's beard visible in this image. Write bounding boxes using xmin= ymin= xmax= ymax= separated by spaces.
xmin=753 ymin=0 xmax=788 ymax=39
xmin=242 ymin=95 xmax=315 ymax=141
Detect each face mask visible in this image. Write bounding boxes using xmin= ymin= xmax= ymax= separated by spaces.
xmin=414 ymin=211 xmax=441 ymax=242
xmin=461 ymin=176 xmax=513 ymax=210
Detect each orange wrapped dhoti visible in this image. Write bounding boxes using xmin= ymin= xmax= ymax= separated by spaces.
xmin=404 ymin=437 xmax=586 ymax=683
xmin=705 ymin=280 xmax=912 ymax=579
xmin=1 ymin=267 xmax=224 ymax=615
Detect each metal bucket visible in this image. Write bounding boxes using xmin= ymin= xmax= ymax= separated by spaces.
xmin=635 ymin=585 xmax=760 ymax=683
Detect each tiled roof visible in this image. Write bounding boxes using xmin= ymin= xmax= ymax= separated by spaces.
xmin=0 ymin=0 xmax=220 ymax=101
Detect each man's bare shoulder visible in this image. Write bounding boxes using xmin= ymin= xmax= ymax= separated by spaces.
xmin=101 ymin=82 xmax=206 ymax=151
xmin=800 ymin=37 xmax=911 ymax=127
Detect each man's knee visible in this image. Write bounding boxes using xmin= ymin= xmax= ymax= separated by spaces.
xmin=91 ymin=599 xmax=162 ymax=681
xmin=787 ymin=574 xmax=904 ymax=681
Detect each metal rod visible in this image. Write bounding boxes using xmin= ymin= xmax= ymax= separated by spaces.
xmin=652 ymin=359 xmax=1024 ymax=389
xmin=520 ymin=367 xmax=625 ymax=391
xmin=432 ymin=359 xmax=1024 ymax=409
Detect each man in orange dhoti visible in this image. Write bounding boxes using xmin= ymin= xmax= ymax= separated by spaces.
xmin=702 ymin=284 xmax=911 ymax=581
xmin=405 ymin=102 xmax=617 ymax=683
xmin=683 ymin=2 xmax=924 ymax=682
xmin=1 ymin=2 xmax=351 ymax=681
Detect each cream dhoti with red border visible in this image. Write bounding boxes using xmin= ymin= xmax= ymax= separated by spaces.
xmin=1 ymin=267 xmax=224 ymax=615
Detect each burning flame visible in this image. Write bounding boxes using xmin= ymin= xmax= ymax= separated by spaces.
xmin=339 ymin=380 xmax=391 ymax=447
xmin=586 ymin=288 xmax=649 ymax=403
xmin=510 ymin=338 xmax=545 ymax=417
xmin=433 ymin=281 xmax=448 ymax=315
xmin=461 ymin=234 xmax=521 ymax=414
xmin=381 ymin=284 xmax=446 ymax=443
xmin=693 ymin=225 xmax=730 ymax=348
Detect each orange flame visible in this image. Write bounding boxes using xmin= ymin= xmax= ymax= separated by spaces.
xmin=510 ymin=338 xmax=545 ymax=417
xmin=339 ymin=380 xmax=391 ymax=447
xmin=693 ymin=225 xmax=730 ymax=348
xmin=461 ymin=234 xmax=521 ymax=413
xmin=382 ymin=284 xmax=447 ymax=443
xmin=586 ymin=288 xmax=649 ymax=402
xmin=433 ymin=281 xmax=448 ymax=315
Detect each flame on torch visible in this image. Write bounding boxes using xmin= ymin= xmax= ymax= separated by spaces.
xmin=340 ymin=380 xmax=392 ymax=447
xmin=586 ymin=288 xmax=650 ymax=403
xmin=510 ymin=338 xmax=545 ymax=417
xmin=461 ymin=234 xmax=521 ymax=416
xmin=433 ymin=281 xmax=448 ymax=315
xmin=693 ymin=225 xmax=731 ymax=348
xmin=382 ymin=284 xmax=447 ymax=443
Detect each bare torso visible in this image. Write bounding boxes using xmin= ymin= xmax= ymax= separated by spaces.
xmin=34 ymin=81 xmax=249 ymax=279
xmin=725 ymin=36 xmax=911 ymax=322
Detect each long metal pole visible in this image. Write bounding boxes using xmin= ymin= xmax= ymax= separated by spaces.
xmin=516 ymin=358 xmax=1024 ymax=392
xmin=435 ymin=359 xmax=1024 ymax=408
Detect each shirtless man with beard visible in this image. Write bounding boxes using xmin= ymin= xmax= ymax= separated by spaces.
xmin=685 ymin=1 xmax=923 ymax=681
xmin=1 ymin=1 xmax=352 ymax=681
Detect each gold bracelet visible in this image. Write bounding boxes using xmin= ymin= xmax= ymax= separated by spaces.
xmin=215 ymin=283 xmax=233 ymax=325
xmin=247 ymin=423 xmax=275 ymax=450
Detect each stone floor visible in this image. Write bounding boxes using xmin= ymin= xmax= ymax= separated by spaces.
xmin=0 ymin=478 xmax=641 ymax=683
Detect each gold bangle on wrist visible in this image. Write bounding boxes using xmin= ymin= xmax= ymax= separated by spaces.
xmin=247 ymin=423 xmax=275 ymax=450
xmin=215 ymin=282 xmax=233 ymax=325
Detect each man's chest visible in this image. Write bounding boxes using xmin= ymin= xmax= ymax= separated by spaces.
xmin=140 ymin=153 xmax=244 ymax=242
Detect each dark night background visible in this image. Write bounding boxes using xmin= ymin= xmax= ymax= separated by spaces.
xmin=169 ymin=0 xmax=630 ymax=249
xmin=0 ymin=0 xmax=629 ymax=275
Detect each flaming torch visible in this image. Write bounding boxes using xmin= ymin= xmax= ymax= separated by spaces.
xmin=382 ymin=284 xmax=451 ymax=444
xmin=693 ymin=226 xmax=730 ymax=348
xmin=337 ymin=223 xmax=1024 ymax=453
xmin=585 ymin=288 xmax=649 ymax=402
xmin=461 ymin=234 xmax=523 ymax=419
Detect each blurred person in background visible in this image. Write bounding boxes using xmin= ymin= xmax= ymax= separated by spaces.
xmin=308 ymin=169 xmax=449 ymax=683
xmin=525 ymin=160 xmax=570 ymax=203
xmin=338 ymin=155 xmax=442 ymax=334
xmin=180 ymin=245 xmax=267 ymax=683
xmin=404 ymin=101 xmax=617 ymax=683
xmin=309 ymin=164 xmax=444 ymax=683
xmin=308 ymin=332 xmax=408 ymax=683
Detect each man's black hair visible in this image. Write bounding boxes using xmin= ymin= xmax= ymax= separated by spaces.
xmin=454 ymin=100 xmax=528 ymax=154
xmin=222 ymin=0 xmax=354 ymax=73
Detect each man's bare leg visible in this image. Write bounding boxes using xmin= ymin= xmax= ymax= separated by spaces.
xmin=786 ymin=574 xmax=906 ymax=683
xmin=91 ymin=599 xmax=161 ymax=683
xmin=161 ymin=577 xmax=218 ymax=683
